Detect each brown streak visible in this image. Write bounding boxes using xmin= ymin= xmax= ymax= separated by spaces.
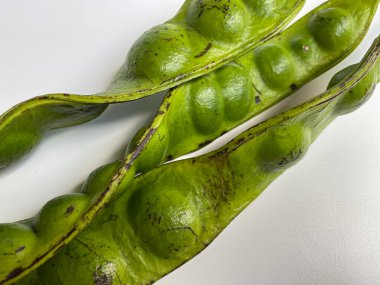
xmin=195 ymin=43 xmax=213 ymax=58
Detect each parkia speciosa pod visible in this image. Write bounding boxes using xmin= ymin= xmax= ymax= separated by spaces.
xmin=14 ymin=34 xmax=380 ymax=285
xmin=0 ymin=0 xmax=306 ymax=168
xmin=1 ymin=0 xmax=380 ymax=283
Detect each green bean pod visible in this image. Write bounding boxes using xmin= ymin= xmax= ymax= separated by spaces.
xmin=0 ymin=1 xmax=378 ymax=283
xmin=15 ymin=35 xmax=380 ymax=285
xmin=142 ymin=0 xmax=380 ymax=161
xmin=0 ymin=0 xmax=306 ymax=168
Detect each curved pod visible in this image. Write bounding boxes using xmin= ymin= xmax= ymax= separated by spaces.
xmin=15 ymin=35 xmax=380 ymax=284
xmin=0 ymin=0 xmax=306 ymax=168
xmin=0 ymin=1 xmax=379 ymax=283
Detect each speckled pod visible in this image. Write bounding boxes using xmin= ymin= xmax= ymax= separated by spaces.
xmin=143 ymin=0 xmax=380 ymax=162
xmin=0 ymin=0 xmax=306 ymax=168
xmin=14 ymin=35 xmax=380 ymax=285
xmin=0 ymin=1 xmax=379 ymax=283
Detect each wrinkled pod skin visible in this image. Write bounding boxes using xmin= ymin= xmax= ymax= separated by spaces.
xmin=0 ymin=1 xmax=379 ymax=283
xmin=15 ymin=36 xmax=380 ymax=284
xmin=0 ymin=0 xmax=306 ymax=168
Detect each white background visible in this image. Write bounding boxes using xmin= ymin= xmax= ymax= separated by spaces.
xmin=0 ymin=1 xmax=380 ymax=284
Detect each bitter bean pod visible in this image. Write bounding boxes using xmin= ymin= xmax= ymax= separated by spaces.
xmin=0 ymin=0 xmax=306 ymax=168
xmin=138 ymin=0 xmax=379 ymax=162
xmin=13 ymin=34 xmax=380 ymax=285
xmin=0 ymin=1 xmax=378 ymax=283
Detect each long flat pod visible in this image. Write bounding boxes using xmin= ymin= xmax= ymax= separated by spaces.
xmin=15 ymin=35 xmax=380 ymax=284
xmin=0 ymin=0 xmax=306 ymax=168
xmin=0 ymin=0 xmax=379 ymax=283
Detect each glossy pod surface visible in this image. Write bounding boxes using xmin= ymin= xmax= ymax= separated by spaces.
xmin=0 ymin=1 xmax=379 ymax=283
xmin=0 ymin=0 xmax=306 ymax=168
xmin=15 ymin=36 xmax=380 ymax=284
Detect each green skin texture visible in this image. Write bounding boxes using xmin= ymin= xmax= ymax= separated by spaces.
xmin=153 ymin=0 xmax=379 ymax=160
xmin=14 ymin=36 xmax=380 ymax=284
xmin=0 ymin=0 xmax=379 ymax=283
xmin=0 ymin=0 xmax=306 ymax=168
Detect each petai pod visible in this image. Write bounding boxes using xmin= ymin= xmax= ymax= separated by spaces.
xmin=131 ymin=0 xmax=379 ymax=162
xmin=0 ymin=0 xmax=306 ymax=168
xmin=0 ymin=0 xmax=379 ymax=283
xmin=14 ymin=35 xmax=380 ymax=284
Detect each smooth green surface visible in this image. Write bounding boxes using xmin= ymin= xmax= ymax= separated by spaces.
xmin=0 ymin=0 xmax=379 ymax=283
xmin=0 ymin=0 xmax=306 ymax=169
xmin=15 ymin=35 xmax=380 ymax=284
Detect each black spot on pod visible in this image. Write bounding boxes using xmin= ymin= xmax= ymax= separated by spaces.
xmin=65 ymin=205 xmax=75 ymax=216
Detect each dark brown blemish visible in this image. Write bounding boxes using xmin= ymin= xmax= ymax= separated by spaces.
xmin=290 ymin=83 xmax=298 ymax=91
xmin=197 ymin=0 xmax=206 ymax=18
xmin=166 ymin=91 xmax=173 ymax=99
xmin=198 ymin=7 xmax=204 ymax=18
xmin=255 ymin=96 xmax=261 ymax=104
xmin=222 ymin=4 xmax=230 ymax=14
xmin=236 ymin=137 xmax=245 ymax=145
xmin=195 ymin=43 xmax=213 ymax=58
xmin=15 ymin=246 xmax=25 ymax=253
xmin=65 ymin=205 xmax=75 ymax=216
xmin=209 ymin=147 xmax=230 ymax=159
xmin=94 ymin=266 xmax=112 ymax=285
xmin=162 ymin=226 xmax=199 ymax=241
xmin=203 ymin=60 xmax=216 ymax=70
xmin=7 ymin=268 xmax=23 ymax=279
xmin=198 ymin=140 xmax=212 ymax=148
xmin=278 ymin=150 xmax=303 ymax=167
xmin=252 ymin=82 xmax=262 ymax=97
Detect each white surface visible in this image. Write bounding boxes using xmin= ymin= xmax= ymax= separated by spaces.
xmin=0 ymin=1 xmax=380 ymax=284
